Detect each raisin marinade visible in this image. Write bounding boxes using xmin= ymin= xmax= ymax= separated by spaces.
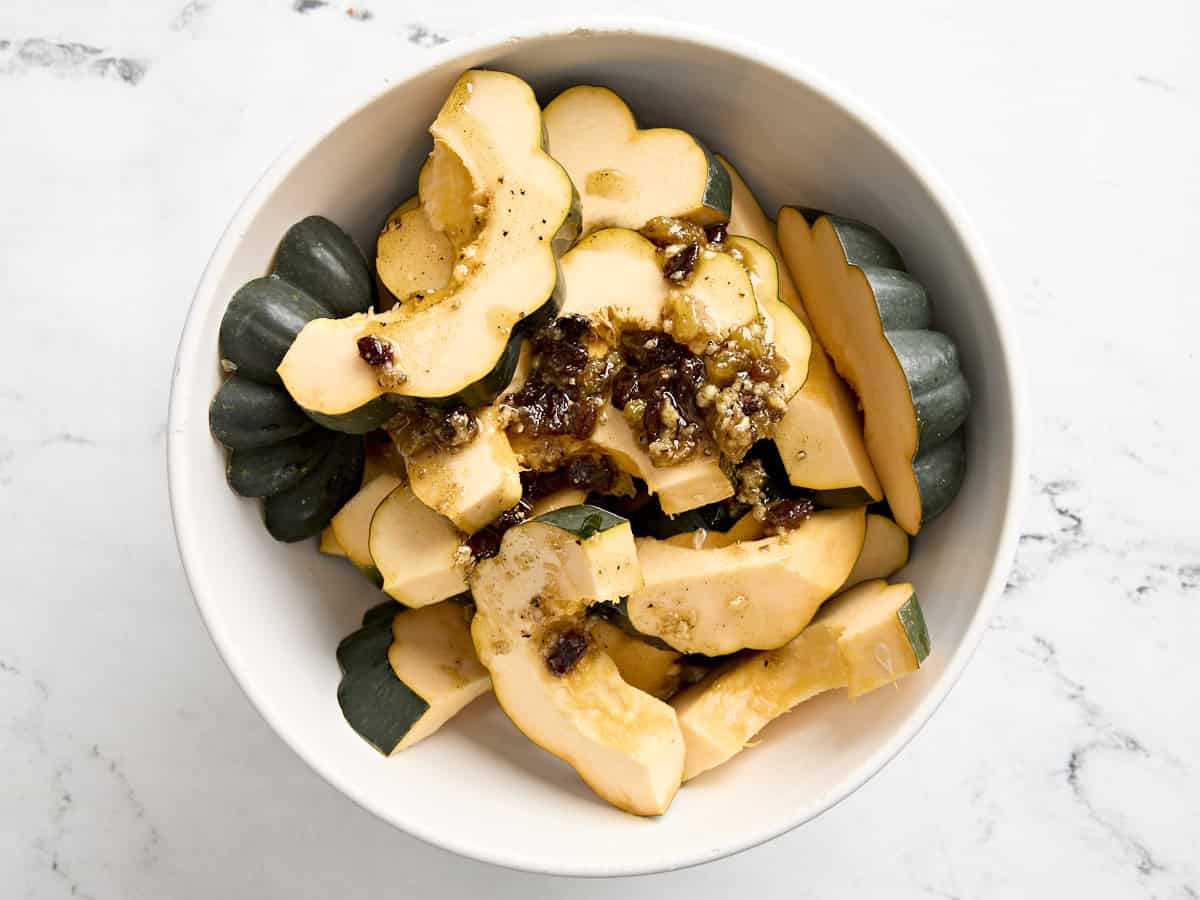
xmin=545 ymin=628 xmax=588 ymax=677
xmin=385 ymin=401 xmax=478 ymax=457
xmin=503 ymin=314 xmax=617 ymax=440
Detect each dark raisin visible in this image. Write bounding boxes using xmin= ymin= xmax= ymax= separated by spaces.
xmin=763 ymin=497 xmax=816 ymax=530
xmin=749 ymin=359 xmax=778 ymax=382
xmin=741 ymin=392 xmax=766 ymax=414
xmin=568 ymin=399 xmax=599 ymax=439
xmin=640 ymin=216 xmax=706 ymax=247
xmin=466 ymin=527 xmax=502 ymax=560
xmin=545 ymin=629 xmax=588 ymax=676
xmin=610 ymin=366 xmax=638 ymax=409
xmin=662 ymin=242 xmax=699 ymax=282
xmin=704 ymin=221 xmax=728 ymax=245
xmin=564 ymin=454 xmax=617 ymax=492
xmin=521 ymin=467 xmax=565 ymax=500
xmin=494 ymin=499 xmax=531 ymax=530
xmin=677 ymin=354 xmax=706 ymax=390
xmin=642 ymin=391 xmax=677 ymax=438
xmin=357 ymin=335 xmax=392 ymax=367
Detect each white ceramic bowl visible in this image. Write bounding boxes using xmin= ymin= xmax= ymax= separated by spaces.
xmin=168 ymin=18 xmax=1028 ymax=877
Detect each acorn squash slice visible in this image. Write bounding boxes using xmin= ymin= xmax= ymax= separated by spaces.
xmin=368 ymin=484 xmax=467 ymax=608
xmin=279 ymin=70 xmax=579 ymax=430
xmin=558 ymin=226 xmax=759 ymax=351
xmin=469 ymin=506 xmax=686 ymax=816
xmin=718 ymin=155 xmax=882 ymax=503
xmin=662 ymin=510 xmax=765 ymax=549
xmin=337 ymin=600 xmax=489 ymax=755
xmin=673 ymin=579 xmax=929 ymax=780
xmin=405 ymin=406 xmax=522 ymax=534
xmin=590 ymin=620 xmax=683 ymax=701
xmin=840 ymin=513 xmax=910 ymax=592
xmin=328 ymin=472 xmax=403 ymax=579
xmin=543 ymin=85 xmax=731 ymax=233
xmin=776 ymin=209 xmax=970 ymax=534
xmin=587 ymin=410 xmax=733 ymax=515
xmin=726 ymin=236 xmax=811 ymax=400
xmin=375 ymin=196 xmax=453 ymax=303
xmin=626 ymin=507 xmax=866 ymax=655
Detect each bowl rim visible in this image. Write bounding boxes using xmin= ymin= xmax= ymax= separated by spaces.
xmin=167 ymin=15 xmax=1030 ymax=878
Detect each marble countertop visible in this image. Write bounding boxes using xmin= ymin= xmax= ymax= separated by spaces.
xmin=2 ymin=0 xmax=1197 ymax=896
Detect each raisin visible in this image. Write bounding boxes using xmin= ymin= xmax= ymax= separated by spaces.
xmin=434 ymin=405 xmax=478 ymax=447
xmin=741 ymin=392 xmax=766 ymax=415
xmin=465 ymin=527 xmax=502 ymax=560
xmin=663 ymin=242 xmax=699 ymax=282
xmin=640 ymin=216 xmax=706 ymax=247
xmin=520 ymin=467 xmax=565 ymax=500
xmin=677 ymin=354 xmax=706 ymax=391
xmin=494 ymin=499 xmax=531 ymax=530
xmin=545 ymin=628 xmax=588 ymax=676
xmin=704 ymin=221 xmax=728 ymax=245
xmin=611 ymin=366 xmax=638 ymax=410
xmin=563 ymin=454 xmax=617 ymax=492
xmin=749 ymin=359 xmax=778 ymax=382
xmin=503 ymin=316 xmax=609 ymax=440
xmin=763 ymin=497 xmax=816 ymax=530
xmin=357 ymin=335 xmax=392 ymax=367
xmin=521 ymin=455 xmax=617 ymax=501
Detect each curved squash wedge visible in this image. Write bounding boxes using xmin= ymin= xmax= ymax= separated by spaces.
xmin=369 ymin=484 xmax=467 ymax=607
xmin=405 ymin=406 xmax=523 ymax=534
xmin=587 ymin=410 xmax=733 ymax=515
xmin=328 ymin=472 xmax=403 ymax=578
xmin=840 ymin=513 xmax=910 ymax=592
xmin=558 ymin=226 xmax=759 ymax=351
xmin=590 ymin=620 xmax=683 ymax=700
xmin=279 ymin=70 xmax=579 ymax=430
xmin=718 ymin=155 xmax=882 ymax=503
xmin=544 ymin=85 xmax=731 ymax=233
xmin=662 ymin=510 xmax=765 ymax=549
xmin=627 ymin=507 xmax=866 ymax=655
xmin=375 ymin=196 xmax=453 ymax=303
xmin=337 ymin=600 xmax=489 ymax=755
xmin=776 ymin=209 xmax=970 ymax=534
xmin=469 ymin=506 xmax=685 ymax=816
xmin=726 ymin=237 xmax=811 ymax=400
xmin=674 ymin=579 xmax=928 ymax=780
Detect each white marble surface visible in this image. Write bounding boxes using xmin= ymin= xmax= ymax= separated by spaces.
xmin=1 ymin=0 xmax=1198 ymax=896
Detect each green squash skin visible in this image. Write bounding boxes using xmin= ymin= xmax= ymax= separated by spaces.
xmin=226 ymin=429 xmax=335 ymax=498
xmin=532 ymin=503 xmax=628 ymax=539
xmin=274 ymin=216 xmax=373 ymax=318
xmin=887 ymin=330 xmax=971 ymax=450
xmin=424 ymin=326 xmax=527 ymax=408
xmin=897 ymin=592 xmax=930 ymax=664
xmin=812 ymin=487 xmax=876 ymax=509
xmin=219 ymin=276 xmax=332 ymax=385
xmin=628 ymin=498 xmax=742 ymax=540
xmin=699 ymin=145 xmax=733 ymax=223
xmin=913 ymin=431 xmax=966 ymax=524
xmin=300 ymin=395 xmax=398 ymax=435
xmin=336 ymin=605 xmax=430 ymax=755
xmin=813 ymin=212 xmax=971 ymax=528
xmin=590 ymin=599 xmax=678 ymax=653
xmin=209 ymin=376 xmax=315 ymax=449
xmin=361 ymin=598 xmax=402 ymax=628
xmin=263 ymin=433 xmax=365 ymax=542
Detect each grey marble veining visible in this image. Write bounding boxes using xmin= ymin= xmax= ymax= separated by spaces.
xmin=1 ymin=0 xmax=1198 ymax=897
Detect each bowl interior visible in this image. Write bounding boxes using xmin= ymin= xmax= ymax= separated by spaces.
xmin=169 ymin=24 xmax=1022 ymax=877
